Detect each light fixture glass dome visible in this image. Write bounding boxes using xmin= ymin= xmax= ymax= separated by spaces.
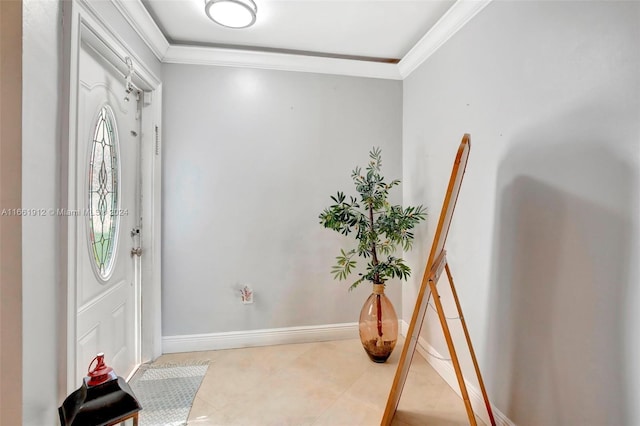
xmin=205 ymin=0 xmax=257 ymax=29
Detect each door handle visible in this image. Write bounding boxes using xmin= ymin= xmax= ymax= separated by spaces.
xmin=131 ymin=247 xmax=142 ymax=257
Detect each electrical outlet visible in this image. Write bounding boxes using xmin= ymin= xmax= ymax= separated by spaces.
xmin=240 ymin=285 xmax=253 ymax=304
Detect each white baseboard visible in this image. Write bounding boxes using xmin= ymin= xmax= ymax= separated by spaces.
xmin=400 ymin=320 xmax=514 ymax=426
xmin=162 ymin=322 xmax=359 ymax=354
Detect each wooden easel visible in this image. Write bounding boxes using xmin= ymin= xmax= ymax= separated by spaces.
xmin=381 ymin=134 xmax=496 ymax=426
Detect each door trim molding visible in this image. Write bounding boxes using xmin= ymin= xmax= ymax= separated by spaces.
xmin=61 ymin=0 xmax=162 ymax=394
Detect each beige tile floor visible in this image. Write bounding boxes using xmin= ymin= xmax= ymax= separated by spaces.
xmin=154 ymin=338 xmax=484 ymax=426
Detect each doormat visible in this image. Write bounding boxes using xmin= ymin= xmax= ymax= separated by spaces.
xmin=129 ymin=361 xmax=209 ymax=426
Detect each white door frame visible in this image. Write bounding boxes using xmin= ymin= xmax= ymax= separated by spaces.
xmin=61 ymin=0 xmax=162 ymax=393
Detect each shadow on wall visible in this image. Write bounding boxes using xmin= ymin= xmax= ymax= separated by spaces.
xmin=486 ymin=133 xmax=635 ymax=424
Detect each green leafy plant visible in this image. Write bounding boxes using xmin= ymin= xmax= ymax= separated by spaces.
xmin=319 ymin=147 xmax=426 ymax=290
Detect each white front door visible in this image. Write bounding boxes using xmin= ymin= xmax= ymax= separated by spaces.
xmin=75 ymin=40 xmax=141 ymax=381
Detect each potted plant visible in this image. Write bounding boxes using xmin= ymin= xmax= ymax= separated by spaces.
xmin=319 ymin=147 xmax=426 ymax=362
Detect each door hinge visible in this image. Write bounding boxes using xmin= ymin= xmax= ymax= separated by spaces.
xmin=154 ymin=125 xmax=160 ymax=156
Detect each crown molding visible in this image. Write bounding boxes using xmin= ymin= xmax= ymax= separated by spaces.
xmin=398 ymin=0 xmax=493 ymax=79
xmin=164 ymin=45 xmax=402 ymax=80
xmin=111 ymin=0 xmax=169 ymax=60
xmin=109 ymin=0 xmax=490 ymax=80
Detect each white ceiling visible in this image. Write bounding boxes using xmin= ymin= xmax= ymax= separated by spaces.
xmin=111 ymin=0 xmax=491 ymax=79
xmin=142 ymin=0 xmax=455 ymax=62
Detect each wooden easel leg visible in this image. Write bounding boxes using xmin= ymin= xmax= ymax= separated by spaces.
xmin=380 ymin=287 xmax=430 ymax=426
xmin=445 ymin=264 xmax=496 ymax=426
xmin=428 ymin=277 xmax=477 ymax=426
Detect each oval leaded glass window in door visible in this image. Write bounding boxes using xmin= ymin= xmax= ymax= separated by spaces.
xmin=88 ymin=105 xmax=120 ymax=280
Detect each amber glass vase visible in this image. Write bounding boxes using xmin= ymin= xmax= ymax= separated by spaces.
xmin=359 ymin=284 xmax=398 ymax=363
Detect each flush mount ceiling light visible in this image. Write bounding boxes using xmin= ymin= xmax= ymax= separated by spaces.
xmin=205 ymin=0 xmax=257 ymax=29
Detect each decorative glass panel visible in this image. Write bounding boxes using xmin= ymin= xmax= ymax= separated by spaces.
xmin=88 ymin=106 xmax=119 ymax=279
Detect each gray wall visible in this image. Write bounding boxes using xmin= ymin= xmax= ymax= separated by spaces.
xmin=402 ymin=1 xmax=640 ymax=424
xmin=162 ymin=65 xmax=403 ymax=336
xmin=21 ymin=1 xmax=161 ymax=424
